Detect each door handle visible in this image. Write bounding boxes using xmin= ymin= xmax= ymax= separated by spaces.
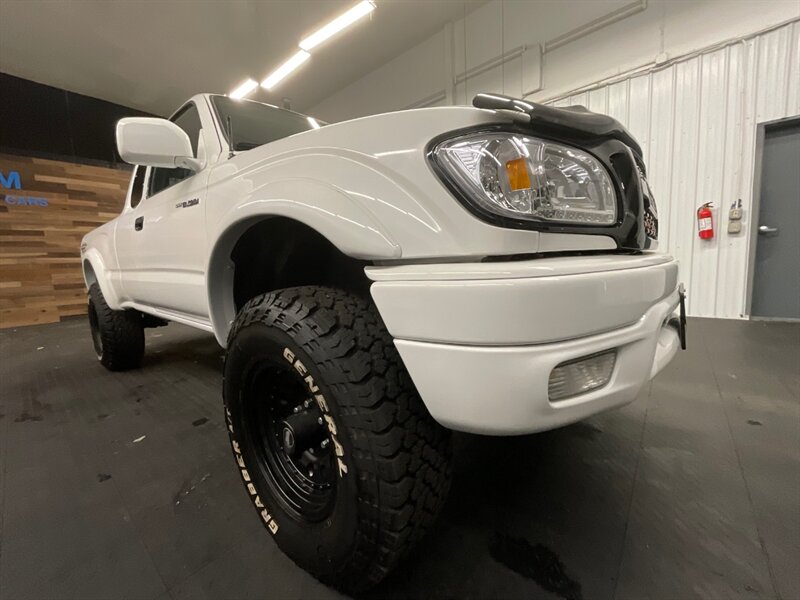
xmin=758 ymin=224 xmax=778 ymax=235
xmin=134 ymin=216 xmax=144 ymax=231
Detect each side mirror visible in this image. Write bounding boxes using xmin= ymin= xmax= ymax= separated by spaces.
xmin=116 ymin=117 xmax=202 ymax=171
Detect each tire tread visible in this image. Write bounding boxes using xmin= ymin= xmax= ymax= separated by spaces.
xmin=88 ymin=283 xmax=144 ymax=371
xmin=227 ymin=286 xmax=451 ymax=591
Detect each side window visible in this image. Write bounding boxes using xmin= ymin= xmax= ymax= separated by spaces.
xmin=129 ymin=166 xmax=145 ymax=208
xmin=147 ymin=103 xmax=202 ymax=197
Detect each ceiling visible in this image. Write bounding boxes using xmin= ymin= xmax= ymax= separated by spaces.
xmin=0 ymin=0 xmax=485 ymax=117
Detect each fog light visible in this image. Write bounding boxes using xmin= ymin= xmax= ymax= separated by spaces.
xmin=548 ymin=350 xmax=617 ymax=401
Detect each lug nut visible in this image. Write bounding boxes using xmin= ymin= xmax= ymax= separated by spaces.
xmin=317 ymin=417 xmax=324 ymax=425
xmin=320 ymin=439 xmax=330 ymax=449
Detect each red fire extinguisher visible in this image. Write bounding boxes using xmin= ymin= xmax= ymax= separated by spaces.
xmin=697 ymin=202 xmax=714 ymax=239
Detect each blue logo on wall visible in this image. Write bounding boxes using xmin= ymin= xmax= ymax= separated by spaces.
xmin=0 ymin=170 xmax=49 ymax=207
xmin=0 ymin=171 xmax=21 ymax=189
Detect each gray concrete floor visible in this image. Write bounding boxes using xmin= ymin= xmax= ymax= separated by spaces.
xmin=0 ymin=317 xmax=797 ymax=600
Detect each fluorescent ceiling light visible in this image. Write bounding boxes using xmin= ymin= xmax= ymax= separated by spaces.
xmin=261 ymin=50 xmax=310 ymax=90
xmin=229 ymin=78 xmax=258 ymax=99
xmin=299 ymin=0 xmax=376 ymax=51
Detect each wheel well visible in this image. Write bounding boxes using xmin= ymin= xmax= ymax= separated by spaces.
xmin=230 ymin=218 xmax=371 ymax=313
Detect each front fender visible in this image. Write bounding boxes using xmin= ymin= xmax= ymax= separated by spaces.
xmin=205 ymin=178 xmax=401 ymax=345
xmin=82 ymin=249 xmax=122 ymax=309
xmin=217 ymin=178 xmax=402 ymax=260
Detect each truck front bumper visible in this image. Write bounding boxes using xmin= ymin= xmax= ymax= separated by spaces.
xmin=367 ymin=254 xmax=683 ymax=435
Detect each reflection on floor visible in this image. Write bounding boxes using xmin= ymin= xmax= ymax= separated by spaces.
xmin=0 ymin=317 xmax=797 ymax=600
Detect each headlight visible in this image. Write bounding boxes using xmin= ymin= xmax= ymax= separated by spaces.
xmin=432 ymin=132 xmax=617 ymax=225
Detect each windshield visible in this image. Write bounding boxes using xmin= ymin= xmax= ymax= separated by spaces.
xmin=210 ymin=95 xmax=322 ymax=151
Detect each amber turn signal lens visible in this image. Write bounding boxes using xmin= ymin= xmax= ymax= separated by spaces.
xmin=505 ymin=157 xmax=531 ymax=191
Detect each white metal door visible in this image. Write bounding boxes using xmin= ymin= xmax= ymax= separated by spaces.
xmin=116 ymin=168 xmax=209 ymax=317
xmin=114 ymin=101 xmax=211 ymax=318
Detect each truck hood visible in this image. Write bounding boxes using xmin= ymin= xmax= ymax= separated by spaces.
xmin=228 ymin=105 xmax=510 ymax=166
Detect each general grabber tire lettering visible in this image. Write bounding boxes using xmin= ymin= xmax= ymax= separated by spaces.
xmin=223 ymin=286 xmax=452 ymax=592
xmin=87 ymin=283 xmax=144 ymax=371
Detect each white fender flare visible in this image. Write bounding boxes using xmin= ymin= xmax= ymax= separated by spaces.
xmin=205 ymin=179 xmax=401 ymax=346
xmin=82 ymin=249 xmax=123 ymax=309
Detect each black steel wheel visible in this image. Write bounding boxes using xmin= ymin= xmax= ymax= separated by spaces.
xmin=223 ymin=286 xmax=452 ymax=593
xmin=242 ymin=361 xmax=336 ymax=523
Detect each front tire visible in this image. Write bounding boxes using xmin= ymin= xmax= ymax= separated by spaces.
xmin=223 ymin=287 xmax=452 ymax=592
xmin=87 ymin=283 xmax=144 ymax=371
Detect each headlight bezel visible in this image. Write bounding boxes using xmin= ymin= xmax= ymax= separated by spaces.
xmin=426 ymin=125 xmax=657 ymax=248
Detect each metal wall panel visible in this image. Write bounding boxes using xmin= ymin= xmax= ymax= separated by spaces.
xmin=551 ymin=22 xmax=799 ymax=318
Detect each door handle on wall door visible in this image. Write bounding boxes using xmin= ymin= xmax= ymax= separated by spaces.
xmin=758 ymin=224 xmax=778 ymax=235
xmin=134 ymin=217 xmax=144 ymax=231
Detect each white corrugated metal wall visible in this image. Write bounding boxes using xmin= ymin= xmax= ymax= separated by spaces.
xmin=550 ymin=22 xmax=800 ymax=318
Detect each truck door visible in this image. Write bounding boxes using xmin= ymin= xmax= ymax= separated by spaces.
xmin=114 ymin=101 xmax=210 ymax=318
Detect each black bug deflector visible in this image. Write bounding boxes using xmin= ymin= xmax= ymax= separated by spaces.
xmin=472 ymin=93 xmax=643 ymax=157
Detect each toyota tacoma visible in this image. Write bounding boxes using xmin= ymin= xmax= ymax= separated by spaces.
xmin=81 ymin=92 xmax=685 ymax=592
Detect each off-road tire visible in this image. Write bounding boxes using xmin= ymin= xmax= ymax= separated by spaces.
xmin=87 ymin=283 xmax=144 ymax=371
xmin=223 ymin=286 xmax=452 ymax=593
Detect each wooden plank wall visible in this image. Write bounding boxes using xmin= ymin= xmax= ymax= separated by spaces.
xmin=0 ymin=154 xmax=130 ymax=328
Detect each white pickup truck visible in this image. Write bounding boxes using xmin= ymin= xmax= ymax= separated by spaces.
xmin=81 ymin=92 xmax=685 ymax=592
